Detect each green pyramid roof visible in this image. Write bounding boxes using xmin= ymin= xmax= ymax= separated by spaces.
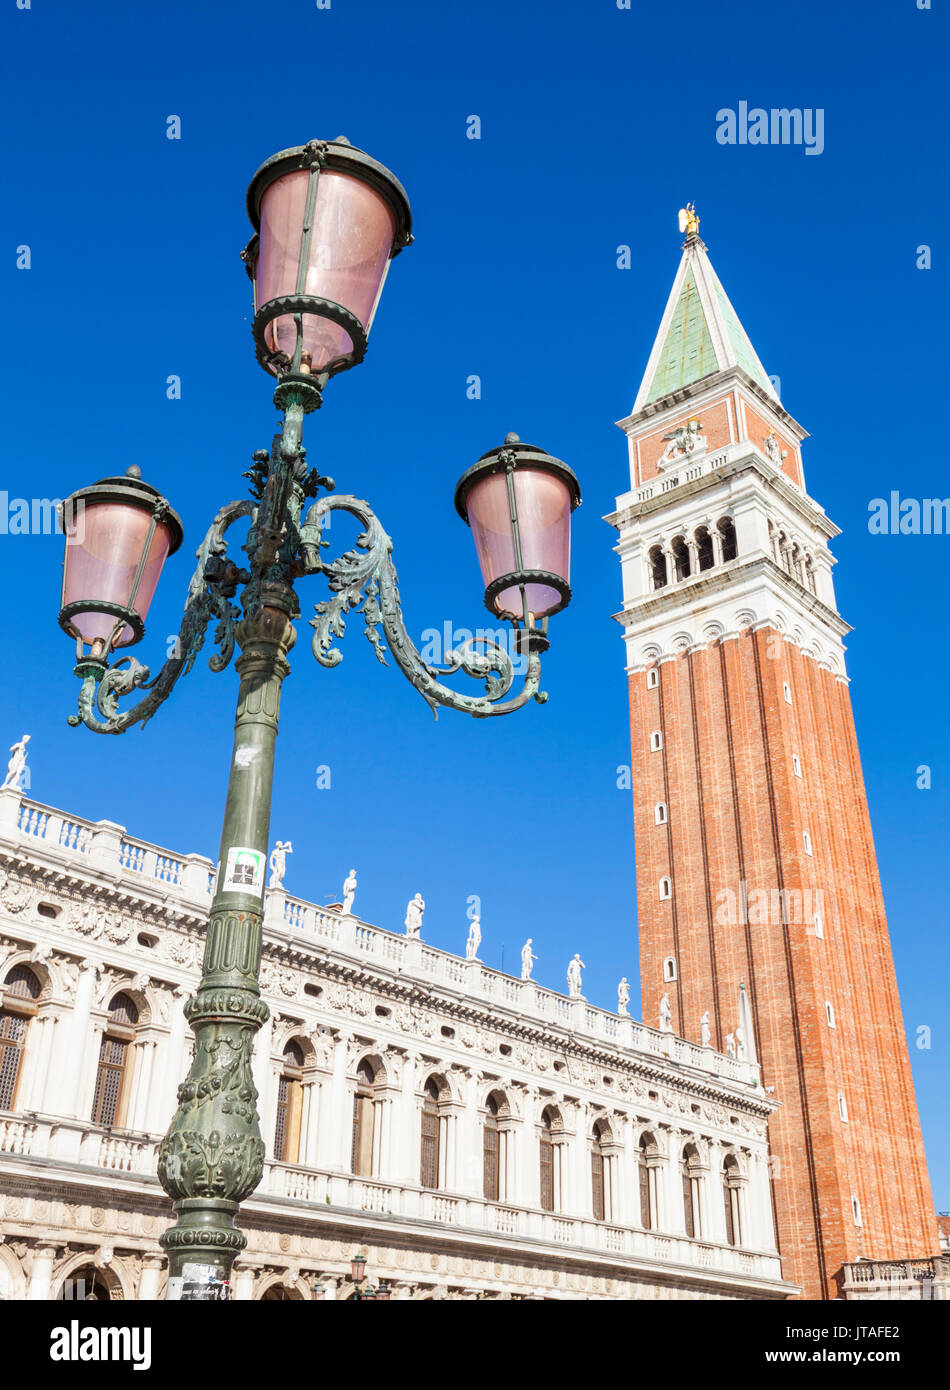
xmin=636 ymin=235 xmax=776 ymax=411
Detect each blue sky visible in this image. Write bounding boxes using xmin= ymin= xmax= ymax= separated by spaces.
xmin=3 ymin=0 xmax=947 ymax=1205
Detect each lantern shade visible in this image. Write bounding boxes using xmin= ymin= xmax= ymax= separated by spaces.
xmin=59 ymin=469 xmax=182 ymax=654
xmin=245 ymin=139 xmax=412 ymax=380
xmin=256 ymin=169 xmax=396 ymax=371
xmin=455 ymin=437 xmax=581 ymax=624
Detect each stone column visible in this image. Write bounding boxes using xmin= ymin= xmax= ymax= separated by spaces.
xmin=520 ymin=1089 xmax=539 ymax=1209
xmin=158 ymin=988 xmax=189 ymax=1134
xmin=137 ymin=1257 xmax=164 ymax=1300
xmin=52 ymin=961 xmax=97 ymax=1112
xmin=395 ymin=1052 xmax=420 ymax=1185
xmin=123 ymin=1040 xmax=146 ymax=1131
xmin=460 ymin=1073 xmax=481 ymax=1197
xmin=22 ymin=1013 xmax=56 ymax=1112
xmin=298 ymin=1080 xmax=316 ymax=1167
xmin=317 ymin=1031 xmax=350 ymax=1171
xmin=262 ymin=1061 xmax=282 ymax=1159
xmin=251 ymin=1007 xmax=273 ymax=1116
xmin=79 ymin=1020 xmax=105 ymax=1121
xmin=132 ymin=1038 xmax=159 ymax=1132
xmin=232 ymin=1264 xmax=257 ymax=1301
xmin=28 ymin=1245 xmax=57 ymax=1300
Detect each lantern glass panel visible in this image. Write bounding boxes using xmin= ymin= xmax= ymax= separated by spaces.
xmin=466 ymin=468 xmax=573 ymax=620
xmin=257 ymin=169 xmax=396 ymax=370
xmin=61 ymin=502 xmax=172 ymax=647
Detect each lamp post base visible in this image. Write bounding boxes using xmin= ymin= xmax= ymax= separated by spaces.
xmin=162 ymin=1199 xmax=245 ymax=1300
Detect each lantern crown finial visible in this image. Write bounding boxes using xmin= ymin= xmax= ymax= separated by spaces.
xmin=504 ymin=431 xmax=520 ymax=444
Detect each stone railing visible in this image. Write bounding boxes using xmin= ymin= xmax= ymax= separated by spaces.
xmin=0 ymin=1111 xmax=158 ymax=1174
xmin=0 ymin=788 xmax=760 ymax=1090
xmin=0 ymin=1114 xmax=782 ymax=1286
xmin=264 ymin=889 xmax=757 ymax=1086
xmin=633 ymin=443 xmax=745 ymax=504
xmin=842 ymin=1257 xmax=949 ymax=1300
xmin=260 ymin=1159 xmax=784 ymax=1283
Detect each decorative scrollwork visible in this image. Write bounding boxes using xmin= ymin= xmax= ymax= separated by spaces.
xmin=69 ymin=500 xmax=255 ymax=734
xmin=302 ymin=494 xmax=547 ymax=718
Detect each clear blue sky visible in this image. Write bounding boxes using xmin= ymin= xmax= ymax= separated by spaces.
xmin=3 ymin=0 xmax=947 ymax=1207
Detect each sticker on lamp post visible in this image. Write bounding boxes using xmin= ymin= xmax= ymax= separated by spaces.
xmin=221 ymin=846 xmax=265 ymax=895
xmin=167 ymin=1264 xmax=231 ymax=1301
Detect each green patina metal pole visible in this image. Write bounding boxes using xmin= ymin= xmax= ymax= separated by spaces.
xmin=157 ymin=597 xmax=295 ymax=1298
xmin=156 ymin=389 xmax=308 ymax=1300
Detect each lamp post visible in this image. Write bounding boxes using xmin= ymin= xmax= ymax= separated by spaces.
xmin=58 ymin=137 xmax=580 ymax=1301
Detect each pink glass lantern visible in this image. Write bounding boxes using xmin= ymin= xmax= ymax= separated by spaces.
xmin=243 ymin=138 xmax=412 ymax=382
xmin=59 ymin=466 xmax=183 ymax=658
xmin=455 ymin=434 xmax=581 ymax=640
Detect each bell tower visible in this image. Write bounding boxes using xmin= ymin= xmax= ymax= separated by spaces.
xmin=608 ymin=213 xmax=938 ymax=1299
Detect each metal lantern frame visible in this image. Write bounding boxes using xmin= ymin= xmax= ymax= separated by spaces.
xmin=58 ymin=466 xmax=183 ymax=662
xmin=242 ymin=137 xmax=413 ymax=389
xmin=454 ymin=436 xmax=581 ymax=649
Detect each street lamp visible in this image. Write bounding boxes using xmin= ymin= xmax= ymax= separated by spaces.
xmin=58 ymin=137 xmax=580 ymax=1301
xmin=454 ymin=435 xmax=581 ymax=652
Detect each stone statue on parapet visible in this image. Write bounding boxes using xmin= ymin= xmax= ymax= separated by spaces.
xmin=342 ymin=869 xmax=357 ymax=915
xmin=465 ymin=915 xmax=481 ymax=960
xmin=268 ymin=840 xmax=292 ymax=889
xmin=405 ymin=893 xmax=425 ymax=939
xmin=521 ymin=939 xmax=536 ymax=980
xmin=3 ymin=733 xmax=30 ymax=791
xmin=567 ymin=953 xmax=585 ymax=999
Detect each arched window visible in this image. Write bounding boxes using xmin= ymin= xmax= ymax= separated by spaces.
xmin=723 ymin=1154 xmax=742 ymax=1246
xmin=804 ymin=554 xmax=817 ymax=595
xmin=539 ymin=1106 xmax=560 ymax=1212
xmin=638 ymin=1133 xmax=657 ymax=1230
xmin=351 ymin=1057 xmax=377 ymax=1177
xmin=655 ymin=802 xmax=668 ymax=825
xmin=650 ymin=730 xmax=663 ymax=751
xmin=659 ymin=876 xmax=672 ymax=900
xmin=274 ymin=1040 xmax=305 ymax=1164
xmin=663 ymin=956 xmax=677 ymax=982
xmin=646 ymin=667 xmax=659 ymax=689
xmin=695 ymin=525 xmax=714 ymax=571
xmin=483 ymin=1092 xmax=502 ymax=1201
xmin=591 ymin=1119 xmax=611 ymax=1221
xmin=0 ymin=965 xmax=41 ymax=1112
xmin=717 ymin=517 xmax=738 ymax=563
xmin=672 ymin=535 xmax=691 ymax=582
xmin=420 ymin=1078 xmax=442 ymax=1190
xmin=649 ymin=545 xmax=667 ymax=591
xmin=92 ymin=993 xmax=138 ymax=1128
xmin=681 ymin=1144 xmax=702 ymax=1239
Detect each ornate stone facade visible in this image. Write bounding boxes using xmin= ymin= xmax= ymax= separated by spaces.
xmin=0 ymin=785 xmax=794 ymax=1300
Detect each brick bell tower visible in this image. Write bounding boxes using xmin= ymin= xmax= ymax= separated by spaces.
xmin=607 ymin=208 xmax=939 ymax=1299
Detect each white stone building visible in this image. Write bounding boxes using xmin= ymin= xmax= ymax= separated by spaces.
xmin=0 ymin=784 xmax=794 ymax=1300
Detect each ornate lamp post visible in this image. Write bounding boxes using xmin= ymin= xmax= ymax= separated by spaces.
xmin=58 ymin=137 xmax=580 ymax=1301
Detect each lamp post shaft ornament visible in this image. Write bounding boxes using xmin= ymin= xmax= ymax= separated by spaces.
xmin=57 ymin=137 xmax=580 ymax=1299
